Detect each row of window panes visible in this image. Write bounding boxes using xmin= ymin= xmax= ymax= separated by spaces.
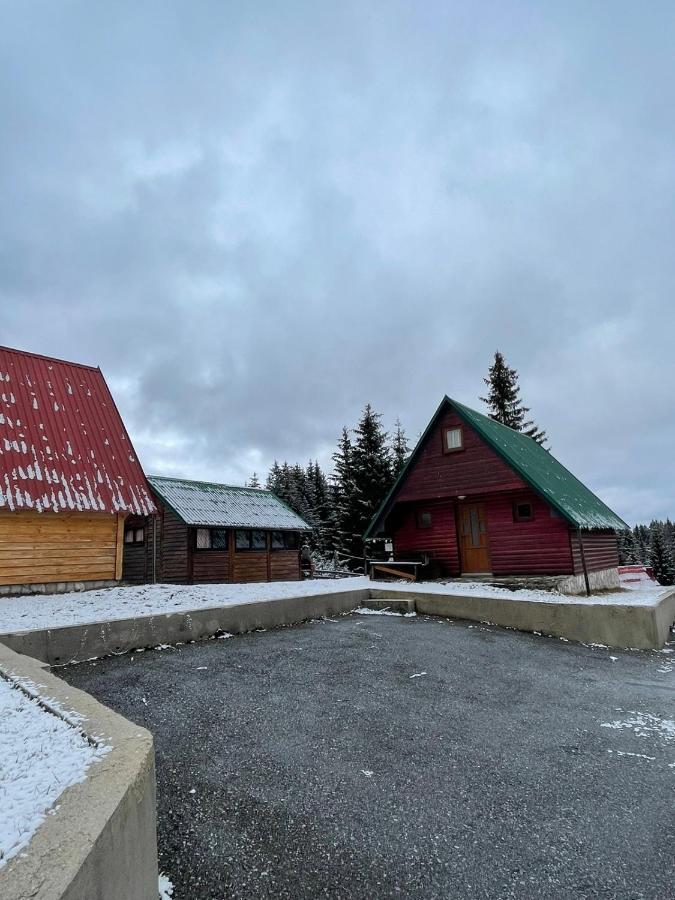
xmin=196 ymin=528 xmax=300 ymax=551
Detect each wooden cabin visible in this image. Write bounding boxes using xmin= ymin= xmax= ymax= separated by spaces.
xmin=0 ymin=346 xmax=156 ymax=594
xmin=123 ymin=475 xmax=311 ymax=584
xmin=365 ymin=397 xmax=627 ymax=594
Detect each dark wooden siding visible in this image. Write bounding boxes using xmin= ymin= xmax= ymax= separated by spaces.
xmin=391 ymin=500 xmax=459 ymax=573
xmin=270 ymin=551 xmax=301 ymax=581
xmin=396 ymin=410 xmax=527 ymax=502
xmin=126 ymin=501 xmax=305 ymax=584
xmin=192 ymin=551 xmax=230 ymax=583
xmin=122 ymin=516 xmax=157 ymax=584
xmin=160 ymin=505 xmax=189 ymax=583
xmin=233 ymin=551 xmax=268 ymax=583
xmin=485 ymin=493 xmax=573 ymax=575
xmin=570 ymin=530 xmax=620 ymax=574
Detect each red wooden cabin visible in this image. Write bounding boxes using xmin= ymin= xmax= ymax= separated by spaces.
xmin=365 ymin=397 xmax=627 ymax=594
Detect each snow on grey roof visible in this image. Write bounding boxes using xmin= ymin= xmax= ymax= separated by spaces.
xmin=148 ymin=476 xmax=311 ymax=530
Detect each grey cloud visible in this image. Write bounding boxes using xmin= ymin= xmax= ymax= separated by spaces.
xmin=1 ymin=1 xmax=674 ymax=521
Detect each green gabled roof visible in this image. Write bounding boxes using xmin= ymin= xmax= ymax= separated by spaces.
xmin=365 ymin=396 xmax=628 ymax=538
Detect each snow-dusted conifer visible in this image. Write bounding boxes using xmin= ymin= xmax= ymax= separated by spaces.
xmin=481 ymin=350 xmax=547 ymax=445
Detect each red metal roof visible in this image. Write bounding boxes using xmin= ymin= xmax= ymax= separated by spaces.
xmin=0 ymin=346 xmax=156 ymax=516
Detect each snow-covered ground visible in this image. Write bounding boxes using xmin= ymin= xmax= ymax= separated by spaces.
xmin=0 ymin=576 xmax=670 ymax=636
xmin=380 ymin=579 xmax=669 ymax=607
xmin=0 ymin=674 xmax=108 ymax=868
xmin=0 ymin=577 xmax=369 ymax=634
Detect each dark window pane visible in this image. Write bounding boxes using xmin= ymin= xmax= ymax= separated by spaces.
xmin=252 ymin=530 xmax=267 ymax=550
xmin=515 ymin=503 xmax=533 ymax=521
xmin=235 ymin=530 xmax=250 ymax=550
xmin=417 ymin=511 xmax=432 ymax=529
xmin=211 ymin=529 xmax=228 ymax=550
xmin=470 ymin=508 xmax=480 ymax=547
xmin=271 ymin=531 xmax=284 ymax=550
xmin=283 ymin=532 xmax=300 ymax=550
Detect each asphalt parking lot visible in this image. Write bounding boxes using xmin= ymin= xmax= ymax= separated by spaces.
xmin=62 ymin=612 xmax=675 ymax=900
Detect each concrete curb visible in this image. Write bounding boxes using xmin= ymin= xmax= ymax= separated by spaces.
xmin=0 ymin=589 xmax=369 ymax=665
xmin=369 ymin=587 xmax=675 ymax=650
xmin=0 ymin=586 xmax=673 ymax=665
xmin=0 ymin=643 xmax=158 ymax=900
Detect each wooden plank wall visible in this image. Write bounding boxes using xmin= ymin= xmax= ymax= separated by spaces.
xmin=392 ymin=500 xmax=460 ymax=573
xmin=570 ymin=530 xmax=620 ymax=574
xmin=0 ymin=511 xmax=119 ymax=585
xmin=192 ymin=551 xmax=229 ymax=583
xmin=159 ymin=506 xmax=189 ymax=583
xmin=232 ymin=551 xmax=268 ymax=583
xmin=122 ymin=516 xmax=157 ymax=584
xmin=269 ymin=551 xmax=301 ymax=581
xmin=396 ymin=409 xmax=528 ymax=502
xmin=485 ymin=493 xmax=573 ymax=575
xmin=391 ymin=492 xmax=575 ymax=576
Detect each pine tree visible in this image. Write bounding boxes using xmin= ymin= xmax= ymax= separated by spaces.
xmin=391 ymin=418 xmax=410 ymax=477
xmin=633 ymin=524 xmax=650 ymax=564
xmin=481 ymin=350 xmax=547 ymax=445
xmin=331 ymin=426 xmax=359 ymax=559
xmin=348 ymin=404 xmax=394 ymax=559
xmin=648 ymin=521 xmax=675 ymax=586
xmin=247 ymin=472 xmax=261 ymax=489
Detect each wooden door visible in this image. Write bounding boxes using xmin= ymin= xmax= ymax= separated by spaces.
xmin=458 ymin=503 xmax=491 ymax=574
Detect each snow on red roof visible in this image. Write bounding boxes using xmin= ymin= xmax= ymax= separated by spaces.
xmin=0 ymin=346 xmax=156 ymax=515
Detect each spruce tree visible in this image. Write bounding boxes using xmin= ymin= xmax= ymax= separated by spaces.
xmin=247 ymin=472 xmax=261 ymax=489
xmin=648 ymin=521 xmax=675 ymax=586
xmin=349 ymin=404 xmax=394 ymax=559
xmin=391 ymin=418 xmax=410 ymax=477
xmin=331 ymin=427 xmax=359 ymax=560
xmin=481 ymin=350 xmax=547 ymax=445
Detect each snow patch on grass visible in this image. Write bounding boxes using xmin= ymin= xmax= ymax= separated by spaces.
xmin=0 ymin=674 xmax=108 ymax=868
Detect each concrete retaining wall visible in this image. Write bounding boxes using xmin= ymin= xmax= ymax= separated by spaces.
xmin=0 ymin=579 xmax=118 ymax=598
xmin=1 ymin=589 xmax=368 ymax=665
xmin=0 ymin=644 xmax=158 ymax=900
xmin=370 ymin=587 xmax=675 ymax=650
xmin=1 ymin=586 xmax=673 ymax=670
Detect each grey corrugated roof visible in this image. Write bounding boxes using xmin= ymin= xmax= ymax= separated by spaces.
xmin=148 ymin=475 xmax=311 ymax=530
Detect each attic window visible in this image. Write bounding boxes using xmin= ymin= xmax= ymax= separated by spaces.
xmin=442 ymin=426 xmax=463 ymax=454
xmin=124 ymin=526 xmax=144 ymax=544
xmin=196 ymin=528 xmax=229 ymax=550
xmin=513 ymin=502 xmax=534 ymax=522
xmin=416 ymin=511 xmax=432 ymax=529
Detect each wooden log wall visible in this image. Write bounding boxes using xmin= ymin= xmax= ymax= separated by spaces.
xmin=570 ymin=530 xmax=620 ymax=574
xmin=0 ymin=511 xmax=121 ymax=586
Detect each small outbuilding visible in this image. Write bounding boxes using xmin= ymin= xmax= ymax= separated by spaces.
xmin=0 ymin=345 xmax=156 ymax=593
xmin=123 ymin=475 xmax=311 ymax=585
xmin=365 ymin=397 xmax=628 ymax=593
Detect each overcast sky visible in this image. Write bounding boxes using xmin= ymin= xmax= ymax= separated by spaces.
xmin=1 ymin=2 xmax=673 ymax=525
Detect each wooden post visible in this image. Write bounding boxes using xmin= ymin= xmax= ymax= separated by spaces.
xmin=115 ymin=514 xmax=125 ymax=581
xmin=577 ymin=528 xmax=591 ymax=597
